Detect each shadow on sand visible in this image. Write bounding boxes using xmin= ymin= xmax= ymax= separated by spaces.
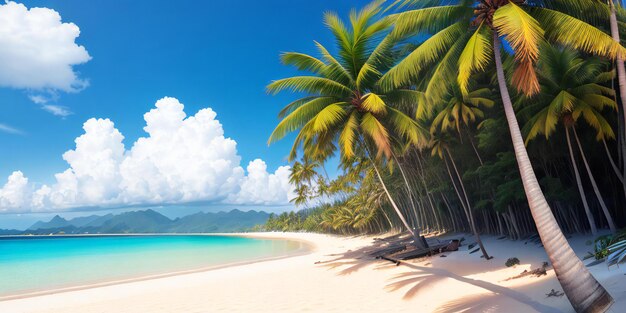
xmin=315 ymin=235 xmax=564 ymax=313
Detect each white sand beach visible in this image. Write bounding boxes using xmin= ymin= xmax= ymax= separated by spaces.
xmin=0 ymin=232 xmax=625 ymax=313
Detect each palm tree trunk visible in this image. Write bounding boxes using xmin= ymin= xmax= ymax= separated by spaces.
xmin=566 ymin=126 xmax=598 ymax=235
xmin=362 ymin=142 xmax=424 ymax=248
xmin=444 ymin=148 xmax=491 ymax=260
xmin=392 ymin=153 xmax=421 ymax=232
xmin=572 ymin=127 xmax=617 ymax=233
xmin=609 ymin=0 xmax=626 ymax=204
xmin=371 ymin=162 xmax=424 ymax=247
xmin=601 ymin=139 xmax=625 ymax=184
xmin=441 ymin=192 xmax=457 ymax=231
xmin=493 ymin=33 xmax=613 ymax=313
xmin=415 ymin=154 xmax=443 ymax=231
xmin=610 ymin=0 xmax=626 ymax=126
xmin=466 ymin=126 xmax=484 ymax=166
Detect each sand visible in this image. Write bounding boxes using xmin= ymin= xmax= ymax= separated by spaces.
xmin=0 ymin=232 xmax=625 ymax=313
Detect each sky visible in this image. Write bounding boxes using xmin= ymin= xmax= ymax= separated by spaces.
xmin=0 ymin=0 xmax=372 ymax=228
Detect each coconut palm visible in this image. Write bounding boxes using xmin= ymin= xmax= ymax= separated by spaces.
xmin=430 ymin=133 xmax=491 ymax=259
xmin=430 ymin=81 xmax=494 ymax=164
xmin=383 ymin=0 xmax=625 ymax=311
xmin=522 ymin=46 xmax=618 ymax=234
xmin=267 ymin=1 xmax=427 ymax=246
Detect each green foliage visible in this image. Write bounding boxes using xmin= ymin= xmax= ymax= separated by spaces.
xmin=505 ymin=257 xmax=520 ymax=267
xmin=585 ymin=231 xmax=626 ymax=263
xmin=265 ymin=0 xmax=626 ymax=243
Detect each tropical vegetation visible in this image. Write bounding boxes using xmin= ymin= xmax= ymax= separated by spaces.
xmin=266 ymin=1 xmax=626 ymax=312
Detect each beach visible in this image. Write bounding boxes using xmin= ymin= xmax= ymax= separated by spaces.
xmin=0 ymin=232 xmax=625 ymax=313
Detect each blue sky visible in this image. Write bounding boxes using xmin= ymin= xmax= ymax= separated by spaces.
xmin=0 ymin=0 xmax=372 ymax=228
xmin=2 ymin=0 xmax=369 ymax=182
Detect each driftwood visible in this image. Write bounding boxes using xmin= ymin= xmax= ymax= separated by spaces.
xmin=369 ymin=244 xmax=407 ymax=258
xmin=376 ymin=239 xmax=460 ymax=263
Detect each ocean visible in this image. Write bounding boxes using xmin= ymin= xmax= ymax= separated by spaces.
xmin=0 ymin=235 xmax=303 ymax=298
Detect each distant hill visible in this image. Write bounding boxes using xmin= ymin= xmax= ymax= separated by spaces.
xmin=170 ymin=209 xmax=270 ymax=233
xmin=0 ymin=229 xmax=21 ymax=235
xmin=9 ymin=209 xmax=270 ymax=235
xmin=27 ymin=215 xmax=70 ymax=230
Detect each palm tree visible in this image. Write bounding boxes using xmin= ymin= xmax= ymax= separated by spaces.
xmin=288 ymin=159 xmax=320 ymax=207
xmin=383 ymin=0 xmax=624 ymax=311
xmin=267 ymin=1 xmax=427 ymax=246
xmin=522 ymin=46 xmax=618 ymax=234
xmin=430 ymin=133 xmax=491 ymax=259
xmin=430 ymin=81 xmax=494 ymax=163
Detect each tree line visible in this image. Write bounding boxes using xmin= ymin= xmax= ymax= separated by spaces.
xmin=265 ymin=1 xmax=626 ymax=312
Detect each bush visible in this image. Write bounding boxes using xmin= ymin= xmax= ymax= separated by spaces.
xmin=505 ymin=257 xmax=520 ymax=267
xmin=584 ymin=231 xmax=626 ymax=261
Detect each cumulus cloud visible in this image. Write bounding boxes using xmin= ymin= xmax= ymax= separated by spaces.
xmin=0 ymin=1 xmax=91 ymax=91
xmin=0 ymin=1 xmax=90 ymax=116
xmin=0 ymin=97 xmax=294 ymax=212
xmin=229 ymin=160 xmax=294 ymax=205
xmin=0 ymin=171 xmax=31 ymax=213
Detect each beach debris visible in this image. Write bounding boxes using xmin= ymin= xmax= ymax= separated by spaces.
xmin=546 ymin=289 xmax=564 ymax=298
xmin=505 ymin=257 xmax=520 ymax=267
xmin=469 ymin=248 xmax=480 ymax=254
xmin=440 ymin=254 xmax=447 ymax=257
xmin=373 ymin=236 xmax=461 ymax=266
xmin=441 ymin=239 xmax=460 ymax=252
xmin=497 ymin=236 xmax=507 ymax=240
xmin=505 ymin=262 xmax=549 ymax=281
xmin=468 ymin=243 xmax=476 ymax=250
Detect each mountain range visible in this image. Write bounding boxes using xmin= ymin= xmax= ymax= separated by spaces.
xmin=0 ymin=209 xmax=270 ymax=235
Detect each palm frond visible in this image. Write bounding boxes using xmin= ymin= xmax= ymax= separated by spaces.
xmin=458 ymin=24 xmax=493 ymax=95
xmin=361 ymin=113 xmax=392 ymax=159
xmin=382 ymin=22 xmax=466 ymax=89
xmin=532 ymin=7 xmax=626 ymax=59
xmin=494 ymin=3 xmax=544 ymax=96
xmin=267 ymin=76 xmax=353 ymax=97
xmin=361 ymin=93 xmax=387 ymax=114
xmin=269 ymin=97 xmax=337 ymax=144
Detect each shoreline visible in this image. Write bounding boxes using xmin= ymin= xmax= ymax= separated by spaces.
xmin=0 ymin=233 xmax=315 ymax=301
xmin=1 ymin=232 xmax=624 ymax=313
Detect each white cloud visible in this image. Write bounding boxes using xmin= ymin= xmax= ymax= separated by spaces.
xmin=0 ymin=171 xmax=31 ymax=213
xmin=229 ymin=160 xmax=294 ymax=205
xmin=41 ymin=104 xmax=73 ymax=117
xmin=0 ymin=1 xmax=91 ymax=92
xmin=0 ymin=123 xmax=24 ymax=135
xmin=0 ymin=97 xmax=294 ymax=213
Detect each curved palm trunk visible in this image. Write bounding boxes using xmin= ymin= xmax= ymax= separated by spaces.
xmin=362 ymin=141 xmax=423 ymax=248
xmin=610 ymin=1 xmax=626 ymax=127
xmin=392 ymin=153 xmax=421 ymax=231
xmin=415 ymin=154 xmax=443 ymax=231
xmin=371 ymin=162 xmax=424 ymax=248
xmin=609 ymin=0 xmax=626 ymax=204
xmin=465 ymin=126 xmax=484 ymax=166
xmin=493 ymin=34 xmax=613 ymax=313
xmin=565 ymin=127 xmax=598 ymax=235
xmin=444 ymin=149 xmax=491 ymax=260
xmin=602 ymin=139 xmax=625 ymax=184
xmin=572 ymin=128 xmax=617 ymax=233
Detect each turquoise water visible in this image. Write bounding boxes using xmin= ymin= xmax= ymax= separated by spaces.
xmin=0 ymin=235 xmax=303 ymax=298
